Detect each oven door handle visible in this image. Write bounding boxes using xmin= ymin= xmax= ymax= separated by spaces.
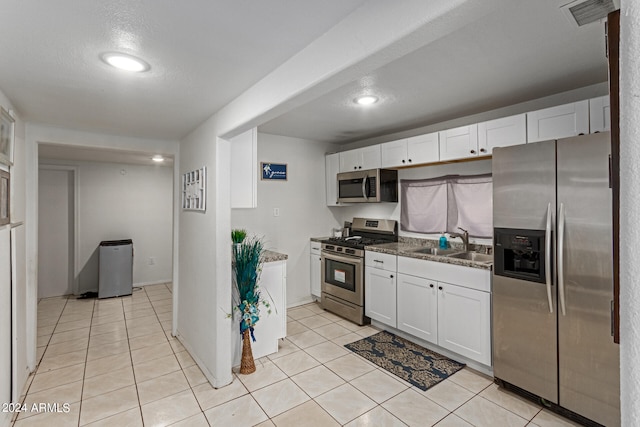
xmin=322 ymin=251 xmax=363 ymax=265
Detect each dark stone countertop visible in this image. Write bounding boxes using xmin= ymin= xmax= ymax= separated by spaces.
xmin=365 ymin=238 xmax=493 ymax=271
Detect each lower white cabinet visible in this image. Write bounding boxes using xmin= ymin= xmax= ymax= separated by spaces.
xmin=365 ymin=267 xmax=397 ymax=327
xmin=365 ymin=251 xmax=397 ymax=327
xmin=396 ymin=256 xmax=492 ymax=366
xmin=310 ymin=241 xmax=322 ymax=298
xmin=437 ymin=281 xmax=491 ymax=366
xmin=397 ymin=273 xmax=438 ymax=343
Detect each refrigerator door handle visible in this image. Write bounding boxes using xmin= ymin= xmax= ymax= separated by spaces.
xmin=558 ymin=202 xmax=567 ymax=316
xmin=545 ymin=203 xmax=554 ymax=313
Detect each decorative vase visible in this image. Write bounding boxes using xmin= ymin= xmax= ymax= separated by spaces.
xmin=240 ymin=329 xmax=256 ymax=374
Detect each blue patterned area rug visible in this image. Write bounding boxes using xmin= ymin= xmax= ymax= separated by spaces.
xmin=345 ymin=331 xmax=465 ymax=391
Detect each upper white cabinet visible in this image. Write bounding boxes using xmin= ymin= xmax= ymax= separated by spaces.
xmin=230 ymin=128 xmax=257 ymax=209
xmin=439 ymin=124 xmax=478 ymax=161
xmin=589 ymin=95 xmax=610 ymax=133
xmin=526 ymin=100 xmax=589 ymax=143
xmin=339 ymin=145 xmax=381 ymax=172
xmin=325 ymin=153 xmax=340 ymax=206
xmin=381 ymin=133 xmax=439 ymax=168
xmin=380 ymin=139 xmax=408 ymax=168
xmin=478 ymin=113 xmax=527 ymax=154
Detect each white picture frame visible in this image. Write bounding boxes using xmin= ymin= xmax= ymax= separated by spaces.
xmin=182 ymin=166 xmax=206 ymax=211
xmin=0 ymin=108 xmax=15 ymax=166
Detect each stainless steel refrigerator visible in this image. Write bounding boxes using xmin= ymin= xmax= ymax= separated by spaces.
xmin=492 ymin=132 xmax=619 ymax=427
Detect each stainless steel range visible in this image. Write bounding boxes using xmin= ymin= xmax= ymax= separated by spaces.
xmin=321 ymin=218 xmax=397 ymax=325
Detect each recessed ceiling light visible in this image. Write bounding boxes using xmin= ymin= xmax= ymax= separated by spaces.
xmin=101 ymin=52 xmax=150 ymax=72
xmin=354 ymin=95 xmax=379 ymax=106
xmin=152 ymin=155 xmax=164 ymax=162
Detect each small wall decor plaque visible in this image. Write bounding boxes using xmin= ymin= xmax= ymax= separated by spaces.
xmin=182 ymin=167 xmax=206 ymax=211
xmin=261 ymin=162 xmax=287 ymax=181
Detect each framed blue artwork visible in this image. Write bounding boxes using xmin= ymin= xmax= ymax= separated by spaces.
xmin=261 ymin=162 xmax=287 ymax=180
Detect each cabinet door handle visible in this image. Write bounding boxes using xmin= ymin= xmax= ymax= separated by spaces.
xmin=353 ymin=166 xmax=357 ymax=170
xmin=470 ymin=150 xmax=476 ymax=154
xmin=373 ymin=259 xmax=383 ymax=264
xmin=480 ymin=148 xmax=486 ymax=153
xmin=408 ymin=159 xmax=412 ymax=163
xmin=390 ymin=274 xmax=394 ymax=278
xmin=429 ymin=284 xmax=434 ymax=288
xmin=402 ymin=159 xmax=405 ymax=163
xmin=438 ymin=286 xmax=443 ymax=291
xmin=358 ymin=166 xmax=362 ymax=169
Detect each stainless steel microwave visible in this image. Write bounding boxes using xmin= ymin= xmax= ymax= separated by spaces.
xmin=337 ymin=169 xmax=398 ymax=203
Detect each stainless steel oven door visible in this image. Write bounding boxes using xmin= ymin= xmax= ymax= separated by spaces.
xmin=321 ymin=250 xmax=363 ymax=306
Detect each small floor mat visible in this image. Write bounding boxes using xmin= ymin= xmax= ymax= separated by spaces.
xmin=345 ymin=330 xmax=465 ymax=391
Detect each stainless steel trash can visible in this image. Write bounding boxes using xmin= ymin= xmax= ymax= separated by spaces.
xmin=98 ymin=239 xmax=133 ymax=299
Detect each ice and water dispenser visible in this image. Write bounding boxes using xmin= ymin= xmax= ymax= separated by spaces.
xmin=493 ymin=228 xmax=547 ymax=284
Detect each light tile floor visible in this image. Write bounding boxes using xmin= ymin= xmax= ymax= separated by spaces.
xmin=13 ymin=284 xmax=584 ymax=426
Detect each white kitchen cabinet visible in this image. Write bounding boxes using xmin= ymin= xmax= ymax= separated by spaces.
xmin=397 ymin=273 xmax=438 ymax=344
xmin=339 ymin=145 xmax=381 ymax=172
xmin=380 ymin=139 xmax=408 ymax=168
xmin=310 ymin=241 xmax=322 ymax=298
xmin=589 ymin=95 xmax=610 ymax=133
xmin=437 ymin=281 xmax=491 ymax=366
xmin=325 ymin=153 xmax=340 ymax=206
xmin=526 ymin=100 xmax=589 ymax=143
xmin=439 ymin=124 xmax=479 ymax=161
xmin=380 ymin=133 xmax=439 ymax=168
xmin=478 ymin=113 xmax=527 ymax=154
xmin=365 ymin=251 xmax=397 ymax=327
xmin=230 ymin=128 xmax=258 ymax=208
xmin=396 ymin=255 xmax=491 ymax=366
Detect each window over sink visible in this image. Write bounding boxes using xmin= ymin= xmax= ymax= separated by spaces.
xmin=400 ymin=173 xmax=492 ymax=238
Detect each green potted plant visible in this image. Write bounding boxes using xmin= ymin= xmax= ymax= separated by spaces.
xmin=231 ymin=233 xmax=269 ymax=374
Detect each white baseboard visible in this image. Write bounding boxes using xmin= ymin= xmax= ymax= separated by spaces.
xmin=133 ymin=280 xmax=172 ymax=288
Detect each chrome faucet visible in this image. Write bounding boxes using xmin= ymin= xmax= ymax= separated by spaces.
xmin=449 ymin=227 xmax=470 ymax=252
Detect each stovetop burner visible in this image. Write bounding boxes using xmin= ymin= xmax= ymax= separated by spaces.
xmin=323 ymin=236 xmax=392 ymax=249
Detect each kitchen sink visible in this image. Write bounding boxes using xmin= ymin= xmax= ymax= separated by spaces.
xmin=413 ymin=247 xmax=459 ymax=256
xmin=447 ymin=252 xmax=493 ymax=263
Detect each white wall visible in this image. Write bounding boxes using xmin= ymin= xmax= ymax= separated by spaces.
xmin=177 ymin=118 xmax=233 ymax=388
xmin=619 ymin=2 xmax=640 ymax=425
xmin=0 ymin=89 xmax=28 ymax=419
xmin=37 ymin=168 xmax=74 ymax=298
xmin=231 ymin=133 xmax=340 ymax=306
xmin=39 ymin=159 xmax=173 ymax=293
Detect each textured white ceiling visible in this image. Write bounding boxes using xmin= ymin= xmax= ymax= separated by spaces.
xmin=0 ymin=0 xmax=611 ymax=151
xmin=259 ymin=0 xmax=609 ymax=143
xmin=0 ymin=0 xmax=367 ymax=141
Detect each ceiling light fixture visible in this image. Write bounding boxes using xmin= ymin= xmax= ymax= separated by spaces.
xmin=354 ymin=95 xmax=379 ymax=106
xmin=101 ymin=52 xmax=150 ymax=72
xmin=152 ymin=155 xmax=164 ymax=162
